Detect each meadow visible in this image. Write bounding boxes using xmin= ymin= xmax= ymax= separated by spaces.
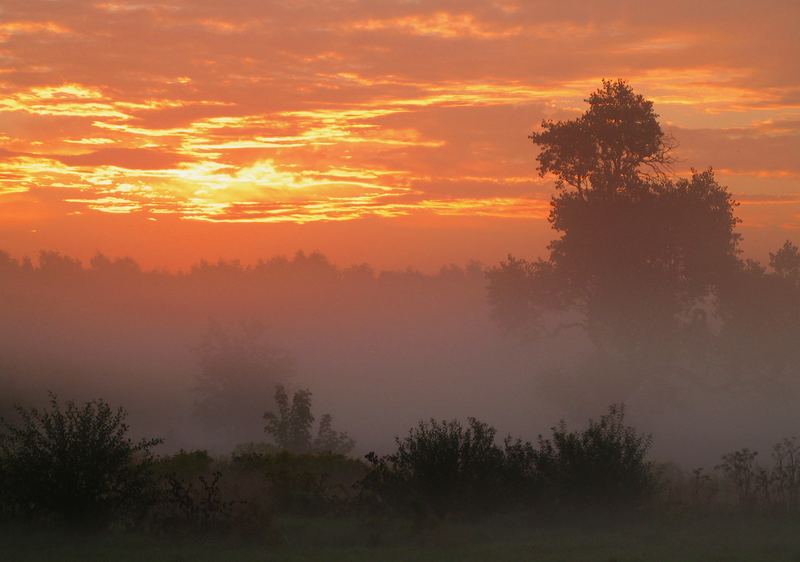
xmin=3 ymin=515 xmax=800 ymax=562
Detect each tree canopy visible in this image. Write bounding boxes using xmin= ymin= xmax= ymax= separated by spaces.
xmin=531 ymin=79 xmax=673 ymax=196
xmin=489 ymin=80 xmax=797 ymax=382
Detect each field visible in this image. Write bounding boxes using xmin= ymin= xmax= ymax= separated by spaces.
xmin=4 ymin=515 xmax=800 ymax=562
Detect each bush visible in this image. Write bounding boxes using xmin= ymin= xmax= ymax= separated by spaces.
xmin=157 ymin=471 xmax=237 ymax=535
xmin=0 ymin=393 xmax=161 ymax=528
xmin=533 ymin=404 xmax=655 ymax=507
xmin=151 ymin=450 xmax=274 ymax=538
xmin=716 ymin=437 xmax=800 ymax=512
xmin=154 ymin=449 xmax=214 ymax=481
xmin=231 ymin=448 xmax=365 ymax=516
xmin=359 ymin=417 xmax=535 ymax=520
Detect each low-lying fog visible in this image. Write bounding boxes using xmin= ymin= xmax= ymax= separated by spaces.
xmin=0 ymin=249 xmax=795 ymax=468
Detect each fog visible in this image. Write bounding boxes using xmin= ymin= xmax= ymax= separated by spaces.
xmin=0 ymin=247 xmax=795 ymax=468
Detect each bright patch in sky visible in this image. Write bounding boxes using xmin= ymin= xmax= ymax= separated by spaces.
xmin=0 ymin=0 xmax=798 ymax=266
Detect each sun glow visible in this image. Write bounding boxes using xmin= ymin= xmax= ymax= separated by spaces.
xmin=0 ymin=2 xmax=797 ymax=240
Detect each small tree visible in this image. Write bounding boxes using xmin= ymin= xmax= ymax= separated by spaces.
xmin=263 ymin=385 xmax=354 ymax=455
xmin=770 ymin=241 xmax=800 ymax=283
xmin=314 ymin=413 xmax=356 ymax=456
xmin=263 ymin=385 xmax=313 ymax=453
xmin=0 ymin=394 xmax=161 ymax=528
xmin=716 ymin=448 xmax=760 ymax=509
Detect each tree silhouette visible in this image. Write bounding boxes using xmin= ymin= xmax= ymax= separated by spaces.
xmin=489 ymin=80 xmax=740 ymax=356
xmin=263 ymin=384 xmax=354 ymax=455
xmin=263 ymin=385 xmax=314 ymax=453
xmin=770 ymin=241 xmax=800 ymax=283
xmin=531 ymin=79 xmax=674 ymax=196
xmin=716 ymin=243 xmax=800 ymax=384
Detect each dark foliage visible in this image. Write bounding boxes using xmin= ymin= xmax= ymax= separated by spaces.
xmin=531 ymin=79 xmax=673 ymax=195
xmin=359 ymin=417 xmax=535 ymax=520
xmin=532 ymin=404 xmax=656 ymax=508
xmin=715 ymin=437 xmax=800 ymax=513
xmin=151 ymin=449 xmax=274 ymax=538
xmin=158 ymin=471 xmax=236 ymax=535
xmin=153 ymin=449 xmax=214 ymax=481
xmin=232 ymin=448 xmax=365 ymax=516
xmin=716 ymin=248 xmax=800 ymax=384
xmin=490 ymin=80 xmax=743 ymax=358
xmin=0 ymin=394 xmax=161 ymax=528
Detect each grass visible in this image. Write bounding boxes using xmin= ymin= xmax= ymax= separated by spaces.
xmin=2 ymin=514 xmax=800 ymax=561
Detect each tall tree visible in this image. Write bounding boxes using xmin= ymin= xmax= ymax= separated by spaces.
xmin=489 ymin=80 xmax=741 ymax=356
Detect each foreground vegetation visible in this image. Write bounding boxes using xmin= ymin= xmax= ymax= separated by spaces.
xmin=1 ymin=391 xmax=799 ymax=560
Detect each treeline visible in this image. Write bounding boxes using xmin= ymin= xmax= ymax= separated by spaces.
xmin=1 ymin=392 xmax=797 ymax=541
xmin=0 ymin=248 xmax=485 ymax=285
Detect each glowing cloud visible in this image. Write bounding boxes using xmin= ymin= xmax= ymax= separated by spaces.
xmin=0 ymin=0 xmax=797 ymax=262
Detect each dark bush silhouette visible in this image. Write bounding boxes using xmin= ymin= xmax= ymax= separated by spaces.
xmin=716 ymin=437 xmax=800 ymax=513
xmin=716 ymin=448 xmax=760 ymax=510
xmin=158 ymin=470 xmax=237 ymax=535
xmin=0 ymin=393 xmax=161 ymax=528
xmin=264 ymin=385 xmax=355 ymax=455
xmin=154 ymin=448 xmax=214 ymax=481
xmin=152 ymin=449 xmax=275 ymax=538
xmin=532 ymin=404 xmax=655 ymax=507
xmin=359 ymin=417 xmax=535 ymax=520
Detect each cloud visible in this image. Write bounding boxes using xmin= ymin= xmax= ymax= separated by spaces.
xmin=0 ymin=0 xmax=796 ymax=233
xmin=56 ymin=148 xmax=189 ymax=170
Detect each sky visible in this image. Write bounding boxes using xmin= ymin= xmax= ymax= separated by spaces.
xmin=0 ymin=0 xmax=798 ymax=270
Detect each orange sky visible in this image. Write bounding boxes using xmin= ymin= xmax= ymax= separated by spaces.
xmin=0 ymin=0 xmax=798 ymax=270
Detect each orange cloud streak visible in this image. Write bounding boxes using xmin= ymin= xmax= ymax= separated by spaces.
xmin=0 ymin=0 xmax=797 ymax=266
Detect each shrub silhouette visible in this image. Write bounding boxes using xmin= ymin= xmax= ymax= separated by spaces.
xmin=716 ymin=448 xmax=760 ymax=510
xmin=360 ymin=417 xmax=534 ymax=519
xmin=158 ymin=470 xmax=237 ymax=535
xmin=0 ymin=393 xmax=161 ymax=528
xmin=533 ymin=404 xmax=655 ymax=507
xmin=716 ymin=437 xmax=800 ymax=512
xmin=154 ymin=449 xmax=214 ymax=481
xmin=152 ymin=449 xmax=275 ymax=538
